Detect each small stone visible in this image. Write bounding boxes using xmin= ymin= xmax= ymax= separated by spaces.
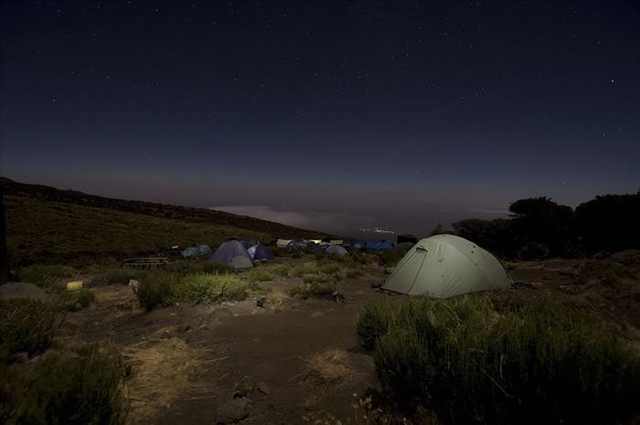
xmin=128 ymin=279 xmax=140 ymax=294
xmin=256 ymin=296 xmax=267 ymax=308
xmin=256 ymin=382 xmax=271 ymax=395
xmin=215 ymin=397 xmax=250 ymax=424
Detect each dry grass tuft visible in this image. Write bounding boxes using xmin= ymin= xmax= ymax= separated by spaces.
xmin=124 ymin=337 xmax=208 ymax=423
xmin=306 ymin=349 xmax=353 ymax=383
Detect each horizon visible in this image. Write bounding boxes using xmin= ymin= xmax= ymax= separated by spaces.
xmin=3 ymin=1 xmax=639 ymax=236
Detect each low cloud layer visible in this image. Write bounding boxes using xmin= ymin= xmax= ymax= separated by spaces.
xmin=212 ymin=205 xmax=377 ymax=236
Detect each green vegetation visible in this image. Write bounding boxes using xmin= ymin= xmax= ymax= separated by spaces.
xmin=378 ymin=250 xmax=405 ymax=267
xmin=291 ymin=261 xmax=320 ymax=277
xmin=346 ymin=268 xmax=364 ymax=279
xmin=268 ymin=264 xmax=290 ymax=277
xmin=6 ymin=195 xmax=270 ymax=267
xmin=246 ymin=268 xmax=274 ymax=282
xmin=289 ymin=274 xmax=337 ymax=299
xmin=173 ymin=273 xmax=250 ymax=303
xmin=3 ymin=344 xmax=128 ymax=425
xmin=0 ymin=299 xmax=61 ymax=363
xmin=319 ymin=263 xmax=341 ymax=276
xmin=88 ymin=269 xmax=144 ymax=286
xmin=16 ymin=264 xmax=78 ymax=290
xmin=135 ymin=272 xmax=251 ymax=309
xmin=61 ymin=288 xmax=95 ymax=311
xmin=358 ymin=296 xmax=640 ymax=425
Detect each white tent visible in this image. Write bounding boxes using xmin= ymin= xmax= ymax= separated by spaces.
xmin=383 ymin=234 xmax=510 ymax=298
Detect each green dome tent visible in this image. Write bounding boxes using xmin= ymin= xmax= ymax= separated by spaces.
xmin=382 ymin=234 xmax=510 ymax=298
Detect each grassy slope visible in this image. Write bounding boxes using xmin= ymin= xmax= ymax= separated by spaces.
xmin=2 ymin=178 xmax=327 ymax=266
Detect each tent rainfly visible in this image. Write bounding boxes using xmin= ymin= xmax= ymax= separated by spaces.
xmin=209 ymin=240 xmax=253 ymax=270
xmin=382 ymin=234 xmax=510 ymax=298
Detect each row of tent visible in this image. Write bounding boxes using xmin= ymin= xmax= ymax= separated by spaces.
xmin=276 ymin=238 xmax=397 ymax=253
xmin=180 ymin=234 xmax=512 ymax=300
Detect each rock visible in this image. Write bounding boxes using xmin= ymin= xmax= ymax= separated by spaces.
xmin=332 ymin=291 xmax=345 ymax=303
xmin=128 ymin=279 xmax=140 ymax=294
xmin=233 ymin=377 xmax=254 ymax=398
xmin=66 ymin=281 xmax=83 ymax=290
xmin=256 ymin=296 xmax=267 ymax=308
xmin=256 ymin=382 xmax=271 ymax=395
xmin=0 ymin=282 xmax=50 ymax=302
xmin=215 ymin=397 xmax=250 ymax=424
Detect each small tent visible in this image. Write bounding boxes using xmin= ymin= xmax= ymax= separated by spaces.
xmin=181 ymin=244 xmax=212 ymax=257
xmin=209 ymin=240 xmax=253 ymax=270
xmin=276 ymin=239 xmax=292 ymax=248
xmin=326 ymin=245 xmax=348 ymax=257
xmin=382 ymin=234 xmax=510 ymax=298
xmin=249 ymin=244 xmax=274 ymax=262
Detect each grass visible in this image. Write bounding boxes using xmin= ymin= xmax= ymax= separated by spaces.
xmin=291 ymin=261 xmax=320 ymax=277
xmin=246 ymin=268 xmax=274 ymax=282
xmin=3 ymin=344 xmax=128 ymax=425
xmin=134 ymin=272 xmax=251 ymax=309
xmin=16 ymin=264 xmax=78 ymax=290
xmin=0 ymin=299 xmax=61 ymax=364
xmin=268 ymin=264 xmax=291 ymax=277
xmin=358 ymin=295 xmax=640 ymax=425
xmin=173 ymin=273 xmax=250 ymax=303
xmin=88 ymin=269 xmax=144 ymax=286
xmin=60 ymin=288 xmax=95 ymax=311
xmin=136 ymin=272 xmax=177 ymax=311
xmin=6 ymin=195 xmax=271 ymax=267
xmin=289 ymin=274 xmax=337 ymax=299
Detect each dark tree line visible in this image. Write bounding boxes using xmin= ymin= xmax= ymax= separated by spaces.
xmin=450 ymin=193 xmax=640 ymax=260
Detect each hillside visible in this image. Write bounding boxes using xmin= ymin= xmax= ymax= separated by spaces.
xmin=1 ymin=177 xmax=327 ymax=266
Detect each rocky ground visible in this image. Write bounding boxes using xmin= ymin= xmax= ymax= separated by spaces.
xmin=9 ymin=251 xmax=640 ymax=425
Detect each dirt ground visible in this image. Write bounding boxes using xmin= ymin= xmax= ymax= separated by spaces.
xmin=58 ymin=253 xmax=640 ymax=425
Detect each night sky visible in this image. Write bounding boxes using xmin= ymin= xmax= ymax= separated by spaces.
xmin=2 ymin=1 xmax=639 ymax=235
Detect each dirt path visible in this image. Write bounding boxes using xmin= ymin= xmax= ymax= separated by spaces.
xmin=62 ymin=268 xmax=388 ymax=425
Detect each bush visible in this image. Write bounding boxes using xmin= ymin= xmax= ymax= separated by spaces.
xmin=291 ymin=262 xmax=319 ymax=277
xmin=289 ymin=274 xmax=337 ymax=299
xmin=60 ymin=288 xmax=95 ymax=312
xmin=174 ymin=273 xmax=249 ymax=303
xmin=17 ymin=265 xmax=78 ymax=290
xmin=0 ymin=299 xmax=60 ymax=363
xmin=195 ymin=262 xmax=233 ymax=275
xmin=88 ymin=269 xmax=143 ymax=286
xmin=136 ymin=272 xmax=176 ymax=311
xmin=5 ymin=344 xmax=128 ymax=425
xmin=246 ymin=269 xmax=274 ymax=282
xmin=269 ymin=264 xmax=290 ymax=277
xmin=378 ymin=251 xmax=405 ymax=267
xmin=319 ymin=263 xmax=342 ymax=276
xmin=356 ymin=301 xmax=397 ymax=351
xmin=363 ymin=296 xmax=640 ymax=425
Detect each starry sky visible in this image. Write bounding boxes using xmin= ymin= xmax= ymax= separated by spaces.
xmin=2 ymin=1 xmax=639 ymax=236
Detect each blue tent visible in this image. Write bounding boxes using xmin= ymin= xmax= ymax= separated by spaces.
xmin=209 ymin=240 xmax=253 ymax=269
xmin=366 ymin=240 xmax=395 ymax=252
xmin=250 ymin=244 xmax=274 ymax=262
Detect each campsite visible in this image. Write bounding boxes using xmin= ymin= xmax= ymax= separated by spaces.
xmin=4 ymin=1 xmax=640 ymax=423
xmin=2 ymin=179 xmax=640 ymax=425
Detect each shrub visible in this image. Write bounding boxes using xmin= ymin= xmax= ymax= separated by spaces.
xmin=195 ymin=262 xmax=233 ymax=275
xmin=366 ymin=296 xmax=640 ymax=425
xmin=289 ymin=274 xmax=337 ymax=299
xmin=136 ymin=272 xmax=177 ymax=311
xmin=88 ymin=269 xmax=143 ymax=286
xmin=319 ymin=263 xmax=342 ymax=276
xmin=5 ymin=344 xmax=128 ymax=425
xmin=246 ymin=269 xmax=274 ymax=282
xmin=0 ymin=299 xmax=60 ymax=363
xmin=378 ymin=251 xmax=405 ymax=267
xmin=17 ymin=265 xmax=78 ymax=290
xmin=356 ymin=301 xmax=397 ymax=351
xmin=174 ymin=273 xmax=249 ymax=303
xmin=291 ymin=262 xmax=319 ymax=277
xmin=60 ymin=288 xmax=95 ymax=312
xmin=269 ymin=264 xmax=290 ymax=277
